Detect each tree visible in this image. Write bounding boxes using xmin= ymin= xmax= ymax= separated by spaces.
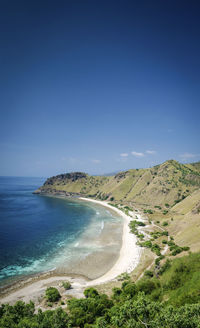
xmin=84 ymin=287 xmax=99 ymax=298
xmin=45 ymin=287 xmax=61 ymax=302
xmin=110 ymin=293 xmax=161 ymax=328
xmin=62 ymin=281 xmax=71 ymax=290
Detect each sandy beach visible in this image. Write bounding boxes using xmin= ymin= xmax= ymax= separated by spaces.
xmin=79 ymin=198 xmax=141 ymax=285
xmin=0 ymin=197 xmax=142 ymax=305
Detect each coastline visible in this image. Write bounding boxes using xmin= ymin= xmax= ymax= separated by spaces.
xmin=79 ymin=198 xmax=141 ymax=285
xmin=0 ymin=197 xmax=142 ymax=304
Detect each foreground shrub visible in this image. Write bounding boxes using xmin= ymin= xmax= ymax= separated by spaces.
xmin=68 ymin=293 xmax=113 ymax=327
xmin=137 ymin=279 xmax=158 ymax=295
xmin=121 ymin=281 xmax=138 ymax=298
xmin=0 ymin=302 xmax=71 ymax=328
xmin=62 ymin=281 xmax=71 ymax=290
xmin=144 ymin=270 xmax=154 ymax=278
xmin=45 ymin=287 xmax=61 ymax=302
xmin=84 ymin=287 xmax=99 ymax=298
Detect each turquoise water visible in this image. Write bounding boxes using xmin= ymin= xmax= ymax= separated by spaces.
xmin=0 ymin=177 xmax=120 ymax=285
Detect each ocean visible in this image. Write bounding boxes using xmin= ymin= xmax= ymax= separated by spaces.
xmin=0 ymin=177 xmax=122 ymax=286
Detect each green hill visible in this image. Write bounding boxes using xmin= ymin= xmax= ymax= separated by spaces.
xmin=35 ymin=159 xmax=200 ymax=256
xmin=1 ymin=161 xmax=200 ymax=326
xmin=1 ymin=252 xmax=200 ymax=327
xmin=36 ymin=160 xmax=200 ymax=208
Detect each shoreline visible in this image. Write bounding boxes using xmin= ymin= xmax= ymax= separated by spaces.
xmin=79 ymin=198 xmax=141 ymax=285
xmin=0 ymin=197 xmax=142 ymax=304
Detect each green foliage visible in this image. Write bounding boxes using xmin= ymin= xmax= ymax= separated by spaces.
xmin=84 ymin=287 xmax=99 ymax=298
xmin=2 ymin=253 xmax=200 ymax=327
xmin=167 ymin=241 xmax=176 ymax=246
xmin=144 ymin=270 xmax=154 ymax=278
xmin=144 ymin=209 xmax=154 ymax=214
xmin=162 ymin=221 xmax=168 ymax=226
xmin=129 ymin=219 xmax=145 ymax=229
xmin=117 ymin=272 xmax=130 ymax=281
xmin=138 ymin=233 xmax=145 ymax=240
xmin=155 ymin=205 xmax=162 ymax=209
xmin=108 ymin=203 xmax=119 ymax=209
xmin=150 ymin=231 xmax=162 ymax=239
xmin=161 ymin=231 xmax=168 ymax=236
xmin=160 ymin=253 xmax=200 ymax=306
xmin=0 ymin=302 xmax=71 ymax=328
xmin=124 ymin=205 xmax=133 ymax=211
xmin=155 ymin=255 xmax=165 ymax=266
xmin=169 ymin=244 xmax=190 ymax=256
xmin=62 ymin=281 xmax=71 ymax=290
xmin=129 ymin=220 xmax=137 ymax=234
xmin=174 ymin=199 xmax=181 ymax=205
xmin=137 ymin=279 xmax=158 ymax=295
xmin=39 ymin=160 xmax=200 ymax=216
xmin=182 ymin=246 xmax=190 ymax=251
xmin=137 ymin=221 xmax=146 ymax=226
xmin=140 ymin=240 xmax=152 ymax=248
xmin=112 ymin=287 xmax=122 ymax=301
xmin=121 ymin=281 xmax=138 ymax=299
xmin=158 ymin=259 xmax=171 ymax=275
xmin=67 ymin=293 xmax=113 ymax=327
xmin=110 ymin=293 xmax=161 ymax=327
xmin=154 ymin=303 xmax=200 ymax=327
xmin=151 ymin=244 xmax=161 ymax=256
xmin=45 ymin=287 xmax=61 ymax=302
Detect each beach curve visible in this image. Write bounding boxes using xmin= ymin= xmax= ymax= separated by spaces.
xmin=79 ymin=198 xmax=141 ymax=286
xmin=0 ymin=197 xmax=142 ymax=304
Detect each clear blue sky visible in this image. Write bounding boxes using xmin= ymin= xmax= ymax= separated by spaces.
xmin=0 ymin=0 xmax=200 ymax=177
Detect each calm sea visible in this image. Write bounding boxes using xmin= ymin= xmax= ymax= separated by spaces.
xmin=0 ymin=177 xmax=119 ymax=286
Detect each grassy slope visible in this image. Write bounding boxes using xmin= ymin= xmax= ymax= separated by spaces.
xmin=169 ymin=189 xmax=200 ymax=252
xmin=38 ymin=160 xmax=200 ymax=206
xmin=37 ymin=159 xmax=200 ymax=255
xmin=93 ymin=252 xmax=200 ymax=308
xmin=154 ymin=252 xmax=200 ymax=306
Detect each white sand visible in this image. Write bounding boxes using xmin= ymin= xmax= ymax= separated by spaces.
xmin=79 ymin=198 xmax=141 ymax=286
xmin=0 ymin=198 xmax=141 ymax=304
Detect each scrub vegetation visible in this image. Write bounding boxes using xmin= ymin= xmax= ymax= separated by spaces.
xmin=11 ymin=159 xmax=199 ymax=327
xmin=1 ymin=253 xmax=200 ymax=327
xmin=36 ymin=160 xmax=200 ymax=209
xmin=35 ymin=160 xmax=200 ymax=253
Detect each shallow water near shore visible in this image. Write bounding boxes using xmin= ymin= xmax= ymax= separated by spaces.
xmin=0 ymin=177 xmax=122 ymax=287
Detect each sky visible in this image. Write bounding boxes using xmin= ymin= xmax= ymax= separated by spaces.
xmin=0 ymin=0 xmax=200 ymax=177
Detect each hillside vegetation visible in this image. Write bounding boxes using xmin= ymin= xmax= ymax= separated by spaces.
xmin=1 ymin=252 xmax=200 ymax=327
xmin=35 ymin=159 xmax=200 ymax=256
xmin=36 ymin=160 xmax=200 ymax=208
xmin=1 ymin=160 xmax=199 ymax=326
